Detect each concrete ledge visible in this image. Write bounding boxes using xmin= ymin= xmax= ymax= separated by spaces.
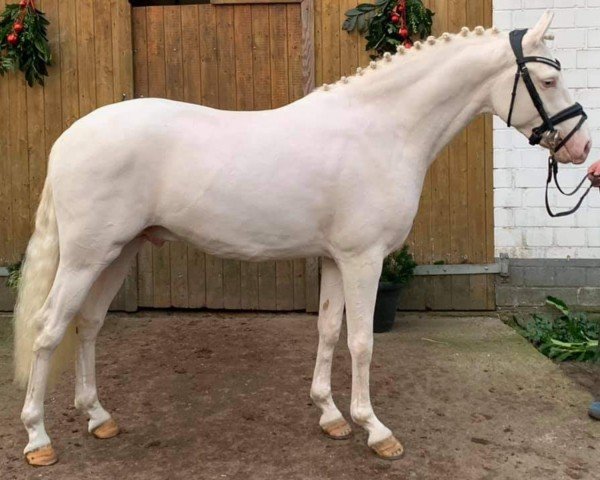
xmin=496 ymin=258 xmax=600 ymax=310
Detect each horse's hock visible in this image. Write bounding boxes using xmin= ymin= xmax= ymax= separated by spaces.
xmin=0 ymin=0 xmax=494 ymax=312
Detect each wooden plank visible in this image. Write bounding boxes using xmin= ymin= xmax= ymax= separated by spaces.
xmin=305 ymin=257 xmax=319 ymax=313
xmin=76 ymin=0 xmax=96 ymax=116
xmin=215 ymin=4 xmax=240 ymax=309
xmin=484 ymin=112 xmax=495 ymax=308
xmin=427 ymin=0 xmax=452 ymax=310
xmin=42 ymin=0 xmax=63 ymax=155
xmin=198 ymin=4 xmax=218 ymax=108
xmin=483 ymin=0 xmax=495 ymax=310
xmin=26 ymin=80 xmax=46 ymax=220
xmin=320 ymin=0 xmax=340 ymax=84
xmin=133 ymin=7 xmax=149 ymax=99
xmin=287 ymin=4 xmax=306 ymax=311
xmin=339 ymin=0 xmax=358 ymax=77
xmin=268 ymin=4 xmax=294 ymax=310
xmin=188 ymin=248 xmax=207 ymax=308
xmin=0 ymin=0 xmax=11 ymax=264
xmin=234 ymin=5 xmax=254 ymax=110
xmin=8 ymin=71 xmax=29 ymax=261
xmin=132 ymin=7 xmax=154 ymax=307
xmin=198 ymin=4 xmax=222 ymax=308
xmin=251 ymin=5 xmax=271 ymax=109
xmin=94 ymin=0 xmax=115 ymax=107
xmin=250 ymin=4 xmax=276 ymax=310
xmin=234 ymin=4 xmax=259 ymax=310
xmin=59 ymin=0 xmax=79 ymax=131
xmin=301 ymin=0 xmax=318 ymax=311
xmin=111 ymin=0 xmax=134 ymax=102
xmin=180 ymin=4 xmax=206 ymax=308
xmin=447 ymin=0 xmax=470 ymax=310
xmin=146 ymin=6 xmax=171 ymax=307
xmin=300 ymin=0 xmax=315 ymax=94
xmin=287 ymin=4 xmax=303 ymax=101
xmin=181 ymin=5 xmax=202 ymax=105
xmin=465 ymin=0 xmax=488 ymax=310
xmin=313 ymin=0 xmax=322 ymax=86
xmin=164 ymin=5 xmax=189 ymax=308
xmin=198 ymin=5 xmax=223 ymax=308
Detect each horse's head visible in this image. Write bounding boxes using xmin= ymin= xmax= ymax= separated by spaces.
xmin=490 ymin=11 xmax=591 ymax=165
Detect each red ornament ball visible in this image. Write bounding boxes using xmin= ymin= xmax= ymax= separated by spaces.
xmin=19 ymin=0 xmax=28 ymax=8
xmin=400 ymin=27 xmax=409 ymax=38
xmin=391 ymin=14 xmax=400 ymax=24
xmin=13 ymin=22 xmax=24 ymax=34
xmin=404 ymin=40 xmax=413 ymax=49
xmin=7 ymin=32 xmax=19 ymax=46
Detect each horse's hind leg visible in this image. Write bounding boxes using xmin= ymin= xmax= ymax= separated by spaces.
xmin=310 ymin=258 xmax=352 ymax=439
xmin=21 ymin=255 xmax=119 ymax=466
xmin=74 ymin=239 xmax=142 ymax=439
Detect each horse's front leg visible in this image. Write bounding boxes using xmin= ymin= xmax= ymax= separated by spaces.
xmin=310 ymin=258 xmax=352 ymax=439
xmin=338 ymin=252 xmax=404 ymax=460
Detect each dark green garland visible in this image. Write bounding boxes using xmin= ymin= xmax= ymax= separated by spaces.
xmin=343 ymin=0 xmax=434 ymax=58
xmin=0 ymin=1 xmax=51 ymax=87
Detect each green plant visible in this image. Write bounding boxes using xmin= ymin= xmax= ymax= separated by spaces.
xmin=0 ymin=1 xmax=51 ymax=86
xmin=343 ymin=0 xmax=434 ymax=58
xmin=380 ymin=245 xmax=417 ymax=285
xmin=514 ymin=296 xmax=600 ymax=362
xmin=6 ymin=259 xmax=22 ymax=290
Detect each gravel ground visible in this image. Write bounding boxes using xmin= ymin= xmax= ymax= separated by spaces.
xmin=1 ymin=311 xmax=599 ymax=480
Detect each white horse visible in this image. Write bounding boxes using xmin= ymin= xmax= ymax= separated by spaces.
xmin=14 ymin=11 xmax=591 ymax=466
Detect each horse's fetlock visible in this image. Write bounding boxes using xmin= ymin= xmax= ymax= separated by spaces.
xmin=310 ymin=385 xmax=331 ymax=404
xmin=74 ymin=392 xmax=97 ymax=411
xmin=21 ymin=406 xmax=41 ymax=427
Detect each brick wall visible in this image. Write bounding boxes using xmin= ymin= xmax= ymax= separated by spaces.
xmin=493 ymin=0 xmax=600 ymax=259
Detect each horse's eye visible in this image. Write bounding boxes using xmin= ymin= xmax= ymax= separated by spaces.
xmin=543 ymin=79 xmax=557 ymax=88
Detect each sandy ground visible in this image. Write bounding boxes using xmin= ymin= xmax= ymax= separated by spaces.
xmin=1 ymin=311 xmax=599 ymax=480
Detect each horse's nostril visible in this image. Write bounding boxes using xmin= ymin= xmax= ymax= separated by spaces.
xmin=584 ymin=140 xmax=592 ymax=156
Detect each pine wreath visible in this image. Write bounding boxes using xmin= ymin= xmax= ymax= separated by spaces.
xmin=0 ymin=0 xmax=51 ymax=87
xmin=343 ymin=0 xmax=434 ymax=58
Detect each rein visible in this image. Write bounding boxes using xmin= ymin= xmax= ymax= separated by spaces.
xmin=507 ymin=29 xmax=592 ymax=217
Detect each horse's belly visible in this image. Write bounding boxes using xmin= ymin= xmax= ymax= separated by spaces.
xmin=156 ymin=201 xmax=327 ymax=261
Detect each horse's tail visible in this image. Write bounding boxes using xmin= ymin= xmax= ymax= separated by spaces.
xmin=13 ymin=175 xmax=76 ymax=388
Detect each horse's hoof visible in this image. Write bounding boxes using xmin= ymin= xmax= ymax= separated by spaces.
xmin=92 ymin=418 xmax=120 ymax=439
xmin=321 ymin=418 xmax=353 ymax=440
xmin=25 ymin=445 xmax=58 ymax=467
xmin=371 ymin=435 xmax=404 ymax=460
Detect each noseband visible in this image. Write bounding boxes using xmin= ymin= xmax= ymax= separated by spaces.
xmin=507 ymin=29 xmax=592 ymax=217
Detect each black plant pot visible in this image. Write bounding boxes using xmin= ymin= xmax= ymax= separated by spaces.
xmin=373 ymin=282 xmax=402 ymax=333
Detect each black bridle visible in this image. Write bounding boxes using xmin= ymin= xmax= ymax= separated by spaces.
xmin=507 ymin=29 xmax=592 ymax=217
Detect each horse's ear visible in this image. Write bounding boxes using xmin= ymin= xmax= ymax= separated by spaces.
xmin=526 ymin=10 xmax=554 ymax=45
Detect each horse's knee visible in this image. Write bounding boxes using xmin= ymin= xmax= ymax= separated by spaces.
xmin=348 ymin=335 xmax=373 ymax=360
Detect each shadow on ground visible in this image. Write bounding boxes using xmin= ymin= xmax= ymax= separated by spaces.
xmin=1 ymin=312 xmax=599 ymax=480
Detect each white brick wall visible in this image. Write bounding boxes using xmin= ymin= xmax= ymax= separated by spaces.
xmin=493 ymin=1 xmax=600 ymax=259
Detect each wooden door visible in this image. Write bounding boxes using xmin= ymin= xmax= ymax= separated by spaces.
xmin=131 ymin=0 xmax=319 ymax=311
xmin=0 ymin=0 xmax=136 ymax=311
xmin=314 ymin=0 xmax=495 ymax=310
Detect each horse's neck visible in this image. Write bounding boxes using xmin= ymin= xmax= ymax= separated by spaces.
xmin=323 ymin=32 xmax=509 ymax=168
